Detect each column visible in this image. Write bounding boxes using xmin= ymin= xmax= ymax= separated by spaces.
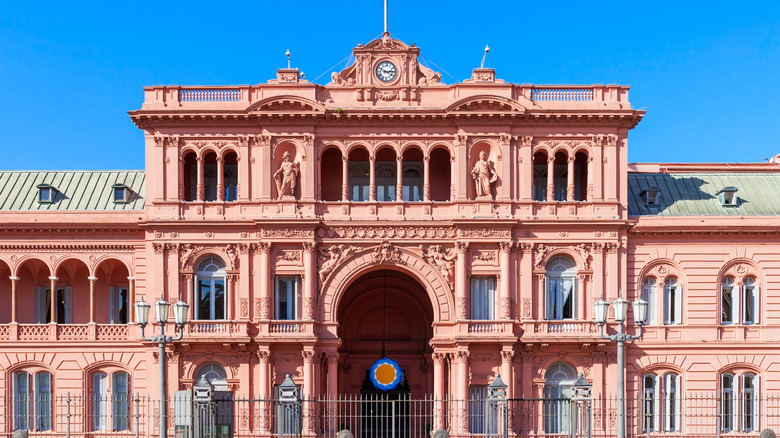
xmin=10 ymin=276 xmax=19 ymax=323
xmin=217 ymin=157 xmax=224 ymax=201
xmin=196 ymin=156 xmax=204 ymax=201
xmin=423 ymin=155 xmax=430 ymax=201
xmin=455 ymin=242 xmax=469 ymax=320
xmin=303 ymin=243 xmax=315 ymax=320
xmin=88 ymin=276 xmax=97 ymax=323
xmin=396 ymin=156 xmax=403 ymax=201
xmin=302 ymin=348 xmax=316 ymax=435
xmin=369 ymin=156 xmax=376 ymax=201
xmin=259 ymin=243 xmax=271 ymax=319
xmin=183 ymin=274 xmax=194 ymax=320
xmin=500 ymin=348 xmax=514 ymax=399
xmin=326 ymin=352 xmax=339 ymax=434
xmin=341 ymin=155 xmax=349 ymax=202
xmin=455 ymin=349 xmax=470 ymax=434
xmin=546 ymin=155 xmax=555 ymax=201
xmin=238 ymin=245 xmax=250 ymax=319
xmin=432 ymin=352 xmax=446 ymax=431
xmin=49 ymin=276 xmax=58 ymax=323
xmin=499 ymin=242 xmax=511 ymax=319
xmin=567 ymin=156 xmax=575 ymax=201
xmin=128 ymin=276 xmax=136 ymax=322
xmin=257 ymin=350 xmax=271 ymax=434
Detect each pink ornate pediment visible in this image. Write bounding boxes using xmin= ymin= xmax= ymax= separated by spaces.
xmin=446 ymin=95 xmax=526 ymax=113
xmin=247 ymin=95 xmax=326 ymax=113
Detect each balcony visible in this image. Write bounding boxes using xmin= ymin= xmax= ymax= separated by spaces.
xmin=522 ymin=320 xmax=600 ymax=342
xmin=0 ymin=323 xmax=131 ymax=342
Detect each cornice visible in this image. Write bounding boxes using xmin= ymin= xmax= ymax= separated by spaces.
xmin=0 ymin=226 xmax=141 ymax=234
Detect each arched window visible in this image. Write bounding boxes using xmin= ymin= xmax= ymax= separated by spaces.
xmin=573 ymin=151 xmax=588 ymax=201
xmin=533 ymin=151 xmax=548 ymax=201
xmin=92 ymin=371 xmax=130 ymax=431
xmin=545 ymin=256 xmax=577 ymax=320
xmin=642 ymin=372 xmax=680 ymax=432
xmin=375 ymin=148 xmax=397 ymax=202
xmin=721 ymin=277 xmax=736 ymax=324
xmin=663 ymin=277 xmax=681 ymax=325
xmin=320 ymin=148 xmax=343 ymax=201
xmin=401 ymin=148 xmax=423 ymax=202
xmin=721 ymin=372 xmax=760 ymax=432
xmin=348 ymin=148 xmax=370 ymax=201
xmin=203 ymin=152 xmax=218 ymax=202
xmin=183 ymin=152 xmax=197 ymax=201
xmin=223 ymin=152 xmax=238 ymax=202
xmin=195 ymin=257 xmax=227 ymax=320
xmin=13 ymin=371 xmax=52 ymax=431
xmin=642 ymin=278 xmax=657 ymax=325
xmin=543 ymin=362 xmax=577 ymax=433
xmin=195 ymin=362 xmax=228 ymax=391
xmin=429 ymin=148 xmax=451 ymax=202
xmin=553 ymin=152 xmax=568 ymax=201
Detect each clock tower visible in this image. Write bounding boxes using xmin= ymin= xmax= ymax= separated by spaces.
xmin=328 ymin=32 xmax=443 ymax=102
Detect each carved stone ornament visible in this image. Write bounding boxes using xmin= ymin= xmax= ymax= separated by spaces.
xmin=522 ymin=298 xmax=532 ymax=318
xmin=372 ymin=242 xmax=405 ymax=265
xmin=472 ymin=250 xmax=497 ymax=263
xmin=471 ymin=150 xmax=497 ymax=200
xmin=318 ymin=244 xmax=359 ymax=284
xmin=577 ymin=244 xmax=592 ymax=270
xmin=276 ymin=250 xmax=302 ymax=263
xmin=421 ymin=245 xmax=456 ymax=287
xmin=456 ymin=297 xmax=468 ymax=319
xmin=458 ymin=228 xmax=511 ymax=238
xmin=180 ymin=244 xmax=196 ymax=268
xmin=534 ymin=244 xmax=550 ymax=270
xmin=225 ymin=244 xmax=238 ymax=269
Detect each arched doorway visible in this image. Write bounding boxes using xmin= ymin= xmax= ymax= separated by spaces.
xmin=337 ymin=269 xmax=434 ymax=397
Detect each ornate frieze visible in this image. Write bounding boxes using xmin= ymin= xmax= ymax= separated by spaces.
xmin=318 ymin=225 xmax=457 ymax=239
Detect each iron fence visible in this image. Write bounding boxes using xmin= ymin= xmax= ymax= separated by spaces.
xmin=2 ymin=393 xmax=780 ymax=438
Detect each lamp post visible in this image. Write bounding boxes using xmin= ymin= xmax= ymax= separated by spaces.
xmin=594 ymin=295 xmax=647 ymax=438
xmin=135 ymin=297 xmax=189 ymax=438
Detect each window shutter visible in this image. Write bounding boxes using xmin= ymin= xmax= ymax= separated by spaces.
xmin=654 ymin=375 xmax=660 ymax=430
xmin=754 ymin=286 xmax=760 ymax=324
xmin=674 ymin=285 xmax=682 ymax=324
xmin=36 ymin=287 xmax=46 ymax=323
xmin=109 ymin=286 xmax=116 ymax=324
xmin=733 ymin=282 xmax=740 ymax=324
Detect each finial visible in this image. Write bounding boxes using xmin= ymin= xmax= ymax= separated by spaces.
xmin=480 ymin=44 xmax=490 ymax=69
xmin=286 ymin=49 xmax=291 ymax=69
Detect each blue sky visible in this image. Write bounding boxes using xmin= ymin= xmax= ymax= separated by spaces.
xmin=1 ymin=1 xmax=778 ymax=170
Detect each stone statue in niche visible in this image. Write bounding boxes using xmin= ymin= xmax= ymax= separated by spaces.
xmin=274 ymin=151 xmax=300 ymax=199
xmin=471 ymin=150 xmax=497 ymax=200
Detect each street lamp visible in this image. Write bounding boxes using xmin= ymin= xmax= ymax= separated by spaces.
xmin=135 ymin=297 xmax=189 ymax=438
xmin=594 ymin=295 xmax=647 ymax=438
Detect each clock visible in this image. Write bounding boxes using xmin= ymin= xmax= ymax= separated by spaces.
xmin=375 ymin=60 xmax=397 ymax=82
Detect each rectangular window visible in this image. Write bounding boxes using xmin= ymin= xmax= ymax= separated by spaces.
xmin=469 ymin=277 xmax=496 ymax=320
xmin=743 ymin=282 xmax=757 ymax=324
xmin=36 ymin=286 xmax=71 ymax=324
xmin=533 ymin=164 xmax=547 ymax=201
xmin=642 ymin=280 xmax=657 ymax=325
xmin=663 ymin=280 xmax=681 ymax=325
xmin=722 ymin=281 xmax=735 ymax=324
xmin=275 ymin=276 xmax=301 ymax=320
xmin=643 ymin=375 xmax=658 ymax=432
xmin=195 ymin=276 xmax=226 ymax=320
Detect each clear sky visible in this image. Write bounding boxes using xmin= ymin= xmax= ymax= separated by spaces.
xmin=1 ymin=1 xmax=778 ymax=170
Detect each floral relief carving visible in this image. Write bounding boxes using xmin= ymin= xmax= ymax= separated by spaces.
xmin=472 ymin=250 xmax=497 ymax=263
xmin=304 ymin=297 xmax=314 ymax=319
xmin=259 ymin=229 xmax=314 ymax=238
xmin=456 ymin=297 xmax=467 ymax=319
xmin=260 ymin=297 xmax=271 ymax=319
xmin=500 ymin=297 xmax=511 ymax=319
xmin=736 ymin=264 xmax=747 ymax=275
xmin=657 ymin=264 xmax=669 ymax=276
xmin=240 ymin=299 xmax=249 ymax=318
xmin=276 ymin=250 xmax=302 ymax=263
xmin=254 ymin=299 xmax=262 ymax=318
xmin=522 ymin=299 xmax=532 ymax=318
xmin=377 ymin=90 xmax=399 ymax=101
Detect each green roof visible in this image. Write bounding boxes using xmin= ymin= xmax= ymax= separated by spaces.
xmin=0 ymin=171 xmax=145 ymax=211
xmin=628 ymin=173 xmax=780 ymax=216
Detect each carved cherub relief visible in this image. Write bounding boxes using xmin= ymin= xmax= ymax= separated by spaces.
xmin=421 ymin=244 xmax=456 ymax=286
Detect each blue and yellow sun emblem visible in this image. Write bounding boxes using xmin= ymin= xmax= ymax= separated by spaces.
xmin=369 ymin=358 xmax=402 ymax=391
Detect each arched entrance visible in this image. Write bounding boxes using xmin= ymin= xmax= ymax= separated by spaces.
xmin=337 ymin=268 xmax=434 ymax=397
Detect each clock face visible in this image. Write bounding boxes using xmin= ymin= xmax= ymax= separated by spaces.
xmin=375 ymin=60 xmax=397 ymax=82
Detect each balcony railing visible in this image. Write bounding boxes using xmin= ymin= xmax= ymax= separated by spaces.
xmin=0 ymin=324 xmax=132 ymax=341
xmin=269 ymin=321 xmax=305 ymax=334
xmin=533 ymin=321 xmax=598 ymax=335
xmin=186 ymin=321 xmax=246 ymax=337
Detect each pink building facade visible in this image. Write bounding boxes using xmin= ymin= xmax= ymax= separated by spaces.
xmin=1 ymin=33 xmax=779 ymax=435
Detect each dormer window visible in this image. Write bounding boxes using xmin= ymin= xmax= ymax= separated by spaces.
xmin=36 ymin=183 xmax=55 ymax=204
xmin=641 ymin=186 xmax=661 ymax=207
xmin=112 ymin=184 xmax=131 ymax=204
xmin=717 ymin=186 xmax=739 ymax=207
